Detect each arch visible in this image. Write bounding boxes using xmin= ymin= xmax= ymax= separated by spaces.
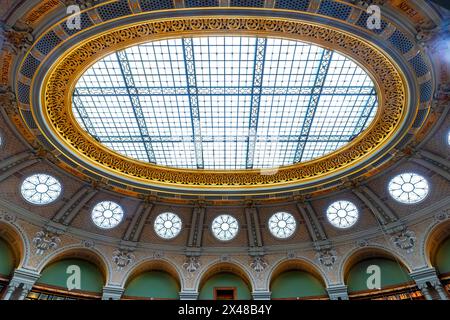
xmin=424 ymin=219 xmax=450 ymax=270
xmin=268 ymin=259 xmax=328 ymax=299
xmin=36 ymin=246 xmax=110 ymax=286
xmin=196 ymin=261 xmax=254 ymax=300
xmin=0 ymin=221 xmax=26 ymax=272
xmin=121 ymin=259 xmax=182 ymax=299
xmin=341 ymin=247 xmax=414 ymax=294
xmin=339 ymin=245 xmax=413 ymax=284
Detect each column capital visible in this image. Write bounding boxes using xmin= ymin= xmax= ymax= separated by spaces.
xmin=409 ymin=267 xmax=439 ymax=284
xmin=326 ymin=284 xmax=349 ymax=300
xmin=102 ymin=285 xmax=125 ymax=300
xmin=11 ymin=268 xmax=41 ymax=285
xmin=252 ymin=291 xmax=271 ymax=300
xmin=179 ymin=290 xmax=199 ymax=300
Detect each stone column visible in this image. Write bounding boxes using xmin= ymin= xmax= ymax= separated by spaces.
xmin=433 ymin=282 xmax=449 ymax=300
xmin=102 ymin=285 xmax=124 ymax=300
xmin=417 ymin=283 xmax=433 ymax=300
xmin=179 ymin=290 xmax=199 ymax=300
xmin=327 ymin=284 xmax=349 ymax=300
xmin=252 ymin=291 xmax=271 ymax=300
xmin=410 ymin=267 xmax=447 ymax=300
xmin=2 ymin=268 xmax=40 ymax=300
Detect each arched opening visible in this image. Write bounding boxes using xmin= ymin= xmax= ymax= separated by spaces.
xmin=123 ymin=260 xmax=181 ymax=300
xmin=198 ymin=263 xmax=252 ymax=300
xmin=426 ymin=221 xmax=450 ymax=295
xmin=0 ymin=222 xmax=24 ymax=297
xmin=29 ymin=249 xmax=107 ymax=300
xmin=269 ymin=260 xmax=327 ymax=300
xmin=344 ymin=248 xmax=421 ymax=300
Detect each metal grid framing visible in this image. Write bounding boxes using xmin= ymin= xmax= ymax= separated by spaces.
xmin=73 ymin=36 xmax=378 ymax=170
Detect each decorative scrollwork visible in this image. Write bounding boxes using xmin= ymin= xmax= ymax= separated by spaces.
xmin=183 ymin=256 xmax=201 ymax=273
xmin=32 ymin=230 xmax=60 ymax=255
xmin=316 ymin=249 xmax=338 ymax=269
xmin=112 ymin=249 xmax=135 ymax=271
xmin=391 ymin=229 xmax=416 ymax=253
xmin=0 ymin=22 xmax=33 ymax=54
xmin=250 ymin=256 xmax=268 ymax=273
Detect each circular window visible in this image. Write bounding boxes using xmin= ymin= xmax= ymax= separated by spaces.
xmin=91 ymin=201 xmax=124 ymax=229
xmin=388 ymin=173 xmax=429 ymax=204
xmin=326 ymin=200 xmax=359 ymax=228
xmin=21 ymin=173 xmax=62 ymax=205
xmin=268 ymin=212 xmax=296 ymax=239
xmin=211 ymin=214 xmax=239 ymax=241
xmin=154 ymin=212 xmax=182 ymax=239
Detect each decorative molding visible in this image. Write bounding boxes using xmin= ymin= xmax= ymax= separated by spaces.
xmin=183 ymin=256 xmax=201 ymax=273
xmin=0 ymin=22 xmax=33 ymax=55
xmin=0 ymin=209 xmax=17 ymax=223
xmin=112 ymin=249 xmax=135 ymax=271
xmin=32 ymin=230 xmax=61 ymax=255
xmin=250 ymin=256 xmax=268 ymax=273
xmin=0 ymin=86 xmax=18 ymax=115
xmin=391 ymin=229 xmax=416 ymax=254
xmin=316 ymin=249 xmax=338 ymax=269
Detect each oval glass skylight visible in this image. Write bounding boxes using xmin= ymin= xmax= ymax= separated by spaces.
xmin=73 ymin=36 xmax=378 ymax=170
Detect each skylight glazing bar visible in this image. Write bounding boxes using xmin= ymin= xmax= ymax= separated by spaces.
xmin=96 ymin=134 xmax=356 ymax=143
xmin=351 ymin=88 xmax=378 ymax=137
xmin=245 ymin=37 xmax=267 ymax=169
xmin=115 ymin=50 xmax=156 ymax=163
xmin=182 ymin=37 xmax=204 ymax=169
xmin=73 ymin=88 xmax=99 ymax=138
xmin=74 ymin=86 xmax=374 ymax=97
xmin=293 ymin=49 xmax=333 ymax=163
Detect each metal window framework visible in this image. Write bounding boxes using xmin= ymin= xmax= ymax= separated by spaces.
xmin=181 ymin=37 xmax=204 ymax=169
xmin=293 ymin=49 xmax=333 ymax=163
xmin=245 ymin=37 xmax=268 ymax=169
xmin=115 ymin=50 xmax=156 ymax=163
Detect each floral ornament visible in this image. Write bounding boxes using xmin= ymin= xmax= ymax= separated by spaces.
xmin=112 ymin=249 xmax=135 ymax=271
xmin=183 ymin=256 xmax=201 ymax=273
xmin=316 ymin=249 xmax=338 ymax=269
xmin=250 ymin=256 xmax=268 ymax=273
xmin=32 ymin=230 xmax=60 ymax=255
xmin=391 ymin=230 xmax=416 ymax=253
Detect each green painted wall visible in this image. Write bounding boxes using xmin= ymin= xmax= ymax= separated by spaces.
xmin=436 ymin=237 xmax=450 ymax=275
xmin=198 ymin=273 xmax=251 ymax=300
xmin=271 ymin=271 xmax=326 ymax=298
xmin=124 ymin=271 xmax=179 ymax=299
xmin=347 ymin=258 xmax=412 ymax=293
xmin=37 ymin=259 xmax=104 ymax=293
xmin=0 ymin=238 xmax=15 ymax=277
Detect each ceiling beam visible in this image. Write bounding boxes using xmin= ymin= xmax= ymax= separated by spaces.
xmin=116 ymin=50 xmax=156 ymax=163
xmin=245 ymin=37 xmax=267 ymax=169
xmin=293 ymin=49 xmax=333 ymax=163
xmin=181 ymin=37 xmax=204 ymax=169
